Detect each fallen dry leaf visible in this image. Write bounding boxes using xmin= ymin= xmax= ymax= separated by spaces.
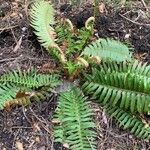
xmin=32 ymin=122 xmax=41 ymax=132
xmin=15 ymin=141 xmax=24 ymax=150
xmin=35 ymin=136 xmax=40 ymax=143
xmin=99 ymin=3 xmax=106 ymax=14
xmin=63 ymin=143 xmax=69 ymax=149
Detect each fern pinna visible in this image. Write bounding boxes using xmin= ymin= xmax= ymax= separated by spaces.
xmin=82 ymin=60 xmax=150 ymax=139
xmin=0 ymin=68 xmax=60 ymax=109
xmin=53 ymin=87 xmax=97 ymax=150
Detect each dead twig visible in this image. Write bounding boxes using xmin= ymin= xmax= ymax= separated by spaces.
xmin=0 ymin=25 xmax=18 ymax=33
xmin=6 ymin=18 xmax=18 ymax=44
xmin=119 ymin=13 xmax=150 ymax=28
xmin=13 ymin=36 xmax=23 ymax=52
xmin=0 ymin=56 xmax=53 ymax=63
xmin=29 ymin=107 xmax=52 ymax=135
xmin=22 ymin=106 xmax=32 ymax=124
xmin=0 ymin=57 xmax=19 ymax=63
xmin=141 ymin=0 xmax=149 ymax=11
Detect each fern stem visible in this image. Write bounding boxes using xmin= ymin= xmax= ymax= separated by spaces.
xmin=53 ymin=45 xmax=67 ymax=63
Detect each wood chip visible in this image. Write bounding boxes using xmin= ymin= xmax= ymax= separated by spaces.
xmin=13 ymin=36 xmax=22 ymax=52
xmin=15 ymin=141 xmax=24 ymax=150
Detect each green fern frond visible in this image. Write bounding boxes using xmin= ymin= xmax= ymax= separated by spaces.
xmin=0 ymin=68 xmax=60 ymax=89
xmin=53 ymin=87 xmax=97 ymax=150
xmin=82 ymin=61 xmax=150 ymax=139
xmin=82 ymin=38 xmax=132 ymax=62
xmin=30 ymin=0 xmax=56 ymax=49
xmin=0 ymin=68 xmax=60 ymax=109
xmin=105 ymin=104 xmax=150 ymax=140
xmin=82 ymin=61 xmax=150 ymax=115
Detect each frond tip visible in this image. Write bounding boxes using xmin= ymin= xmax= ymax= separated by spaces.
xmin=83 ymin=38 xmax=132 ymax=62
xmin=53 ymin=87 xmax=97 ymax=150
xmin=30 ymin=0 xmax=56 ymax=49
xmin=105 ymin=104 xmax=150 ymax=140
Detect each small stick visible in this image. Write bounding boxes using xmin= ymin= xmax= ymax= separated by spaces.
xmin=119 ymin=13 xmax=150 ymax=28
xmin=0 ymin=56 xmax=53 ymax=63
xmin=141 ymin=0 xmax=149 ymax=11
xmin=0 ymin=25 xmax=18 ymax=31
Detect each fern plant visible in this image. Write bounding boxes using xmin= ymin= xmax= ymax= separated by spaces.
xmin=0 ymin=1 xmax=148 ymax=150
xmin=28 ymin=0 xmax=150 ymax=149
xmin=30 ymin=0 xmax=132 ymax=79
xmin=2 ymin=0 xmax=148 ymax=149
xmin=53 ymin=87 xmax=97 ymax=150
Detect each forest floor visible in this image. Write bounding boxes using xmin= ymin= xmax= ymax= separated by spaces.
xmin=0 ymin=0 xmax=150 ymax=150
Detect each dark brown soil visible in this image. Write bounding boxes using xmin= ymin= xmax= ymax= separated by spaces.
xmin=0 ymin=97 xmax=56 ymax=150
xmin=0 ymin=1 xmax=150 ymax=149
